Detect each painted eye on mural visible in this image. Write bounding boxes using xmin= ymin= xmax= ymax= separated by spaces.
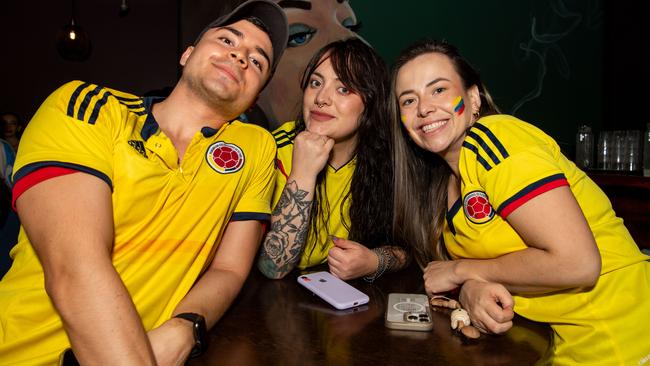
xmin=341 ymin=17 xmax=362 ymax=33
xmin=288 ymin=23 xmax=316 ymax=48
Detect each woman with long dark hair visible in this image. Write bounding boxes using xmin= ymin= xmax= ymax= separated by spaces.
xmin=258 ymin=38 xmax=407 ymax=281
xmin=390 ymin=39 xmax=650 ymax=365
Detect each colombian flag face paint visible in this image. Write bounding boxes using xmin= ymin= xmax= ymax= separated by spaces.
xmin=401 ymin=115 xmax=407 ymax=124
xmin=453 ymin=96 xmax=465 ymax=115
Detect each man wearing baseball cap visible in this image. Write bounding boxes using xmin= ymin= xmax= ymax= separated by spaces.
xmin=0 ymin=1 xmax=288 ymax=364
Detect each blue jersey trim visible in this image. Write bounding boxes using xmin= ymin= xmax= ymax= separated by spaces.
xmin=201 ymin=126 xmax=218 ymax=137
xmin=231 ymin=212 xmax=271 ymax=222
xmin=462 ymin=141 xmax=492 ymax=171
xmin=473 ymin=123 xmax=509 ymax=159
xmin=114 ymin=95 xmax=141 ymax=102
xmin=446 ymin=198 xmax=462 ymax=235
xmin=13 ymin=161 xmax=113 ymax=190
xmin=276 ymin=140 xmax=294 ymax=148
xmin=141 ymin=97 xmax=164 ymax=140
xmin=89 ymin=91 xmax=111 ymax=125
xmin=77 ymin=85 xmax=104 ymax=122
xmin=466 ymin=130 xmax=501 ymax=166
xmin=496 ymin=173 xmax=567 ymax=214
xmin=273 ymin=128 xmax=297 ymax=147
xmin=67 ymin=82 xmax=92 ymax=118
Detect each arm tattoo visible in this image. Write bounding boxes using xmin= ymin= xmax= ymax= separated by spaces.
xmin=258 ymin=180 xmax=313 ymax=278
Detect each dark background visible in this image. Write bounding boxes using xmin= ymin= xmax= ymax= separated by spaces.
xmin=0 ymin=0 xmax=646 ymax=158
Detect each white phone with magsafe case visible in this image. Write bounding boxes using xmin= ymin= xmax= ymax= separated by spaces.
xmin=385 ymin=293 xmax=433 ymax=331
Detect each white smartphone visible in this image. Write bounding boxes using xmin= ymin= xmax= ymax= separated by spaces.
xmin=385 ymin=293 xmax=433 ymax=332
xmin=297 ymin=271 xmax=369 ymax=310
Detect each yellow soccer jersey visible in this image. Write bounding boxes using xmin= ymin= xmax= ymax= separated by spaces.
xmin=272 ymin=121 xmax=355 ymax=269
xmin=0 ymin=81 xmax=276 ymax=365
xmin=443 ymin=115 xmax=650 ymax=365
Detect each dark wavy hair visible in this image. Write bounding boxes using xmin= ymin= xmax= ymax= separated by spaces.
xmin=389 ymin=40 xmax=500 ymax=267
xmin=295 ymin=38 xmax=394 ymax=257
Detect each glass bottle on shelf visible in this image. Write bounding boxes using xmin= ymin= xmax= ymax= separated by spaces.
xmin=575 ymin=125 xmax=594 ymax=170
xmin=643 ymin=123 xmax=650 ymax=177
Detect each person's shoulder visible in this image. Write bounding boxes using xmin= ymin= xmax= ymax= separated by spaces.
xmin=472 ymin=114 xmax=556 ymax=152
xmin=0 ymin=138 xmax=12 ymax=157
xmin=45 ymin=81 xmax=140 ymax=116
xmin=271 ymin=121 xmax=298 ymax=149
xmin=53 ymin=80 xmax=137 ymax=98
xmin=229 ymin=119 xmax=274 ymax=138
xmin=226 ymin=120 xmax=277 ymax=154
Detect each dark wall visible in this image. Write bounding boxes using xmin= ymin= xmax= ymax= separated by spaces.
xmin=0 ymin=0 xmax=179 ymax=124
xmin=603 ymin=1 xmax=648 ymax=132
xmin=1 ymin=0 xmax=643 ymax=159
xmin=352 ymin=0 xmax=605 ymax=156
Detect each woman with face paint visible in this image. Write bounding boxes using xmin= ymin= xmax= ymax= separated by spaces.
xmin=257 ymin=38 xmax=408 ymax=281
xmin=391 ymin=40 xmax=650 ymax=365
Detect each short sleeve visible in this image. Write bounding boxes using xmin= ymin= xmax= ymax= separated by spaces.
xmin=483 ymin=145 xmax=569 ymax=218
xmin=231 ymin=132 xmax=277 ymax=221
xmin=13 ymin=81 xmax=116 ymax=188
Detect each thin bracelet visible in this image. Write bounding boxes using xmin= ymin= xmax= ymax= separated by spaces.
xmin=363 ymin=247 xmax=395 ymax=283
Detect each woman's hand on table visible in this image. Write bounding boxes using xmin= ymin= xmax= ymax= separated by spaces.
xmin=423 ymin=260 xmax=463 ymax=295
xmin=459 ymin=279 xmax=514 ymax=334
xmin=327 ymin=236 xmax=377 ymax=280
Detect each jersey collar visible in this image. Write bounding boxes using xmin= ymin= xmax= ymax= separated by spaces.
xmin=141 ymin=96 xmax=231 ymax=140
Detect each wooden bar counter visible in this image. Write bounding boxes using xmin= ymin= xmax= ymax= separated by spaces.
xmin=190 ymin=265 xmax=551 ymax=366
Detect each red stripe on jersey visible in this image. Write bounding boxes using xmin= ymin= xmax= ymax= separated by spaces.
xmin=276 ymin=158 xmax=289 ymax=179
xmin=12 ymin=167 xmax=79 ymax=210
xmin=500 ymin=178 xmax=569 ymax=218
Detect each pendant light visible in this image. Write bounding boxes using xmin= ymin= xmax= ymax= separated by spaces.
xmin=56 ymin=0 xmax=91 ymax=61
xmin=119 ymin=0 xmax=130 ymax=17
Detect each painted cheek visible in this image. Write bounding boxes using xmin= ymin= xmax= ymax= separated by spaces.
xmin=453 ymin=96 xmax=465 ymax=116
xmin=400 ymin=115 xmax=407 ymax=124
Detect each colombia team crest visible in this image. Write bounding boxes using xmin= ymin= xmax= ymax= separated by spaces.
xmin=206 ymin=141 xmax=245 ymax=174
xmin=463 ymin=191 xmax=495 ymax=224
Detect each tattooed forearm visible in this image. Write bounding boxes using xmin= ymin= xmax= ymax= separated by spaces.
xmin=383 ymin=246 xmax=411 ymax=272
xmin=258 ymin=180 xmax=313 ymax=279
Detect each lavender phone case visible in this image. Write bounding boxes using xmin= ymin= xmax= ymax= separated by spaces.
xmin=297 ymin=271 xmax=369 ymax=310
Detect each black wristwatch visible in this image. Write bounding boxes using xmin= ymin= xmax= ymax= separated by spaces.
xmin=174 ymin=312 xmax=207 ymax=358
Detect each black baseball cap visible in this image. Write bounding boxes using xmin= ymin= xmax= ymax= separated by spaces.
xmin=194 ymin=0 xmax=288 ymax=72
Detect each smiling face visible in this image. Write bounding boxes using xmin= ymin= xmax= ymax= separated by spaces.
xmin=257 ymin=0 xmax=361 ymax=128
xmin=180 ymin=19 xmax=273 ymax=120
xmin=302 ymin=56 xmax=364 ymax=145
xmin=396 ymin=52 xmax=480 ymax=163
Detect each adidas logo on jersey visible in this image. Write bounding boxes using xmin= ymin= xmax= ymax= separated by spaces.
xmin=128 ymin=140 xmax=148 ymax=158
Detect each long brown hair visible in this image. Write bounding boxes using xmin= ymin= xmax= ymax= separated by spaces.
xmin=390 ymin=40 xmax=500 ymax=267
xmin=295 ymin=38 xmax=393 ymax=260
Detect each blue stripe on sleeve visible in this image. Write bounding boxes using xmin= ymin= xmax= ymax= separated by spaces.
xmin=231 ymin=212 xmax=271 ymax=222
xmin=473 ymin=123 xmax=509 ymax=159
xmin=77 ymin=85 xmax=104 ymax=122
xmin=462 ymin=141 xmax=492 ymax=171
xmin=13 ymin=161 xmax=113 ymax=190
xmin=67 ymin=82 xmax=91 ymax=118
xmin=467 ymin=130 xmax=501 ymax=166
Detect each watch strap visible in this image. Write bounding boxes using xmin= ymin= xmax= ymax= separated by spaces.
xmin=174 ymin=312 xmax=206 ymax=358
